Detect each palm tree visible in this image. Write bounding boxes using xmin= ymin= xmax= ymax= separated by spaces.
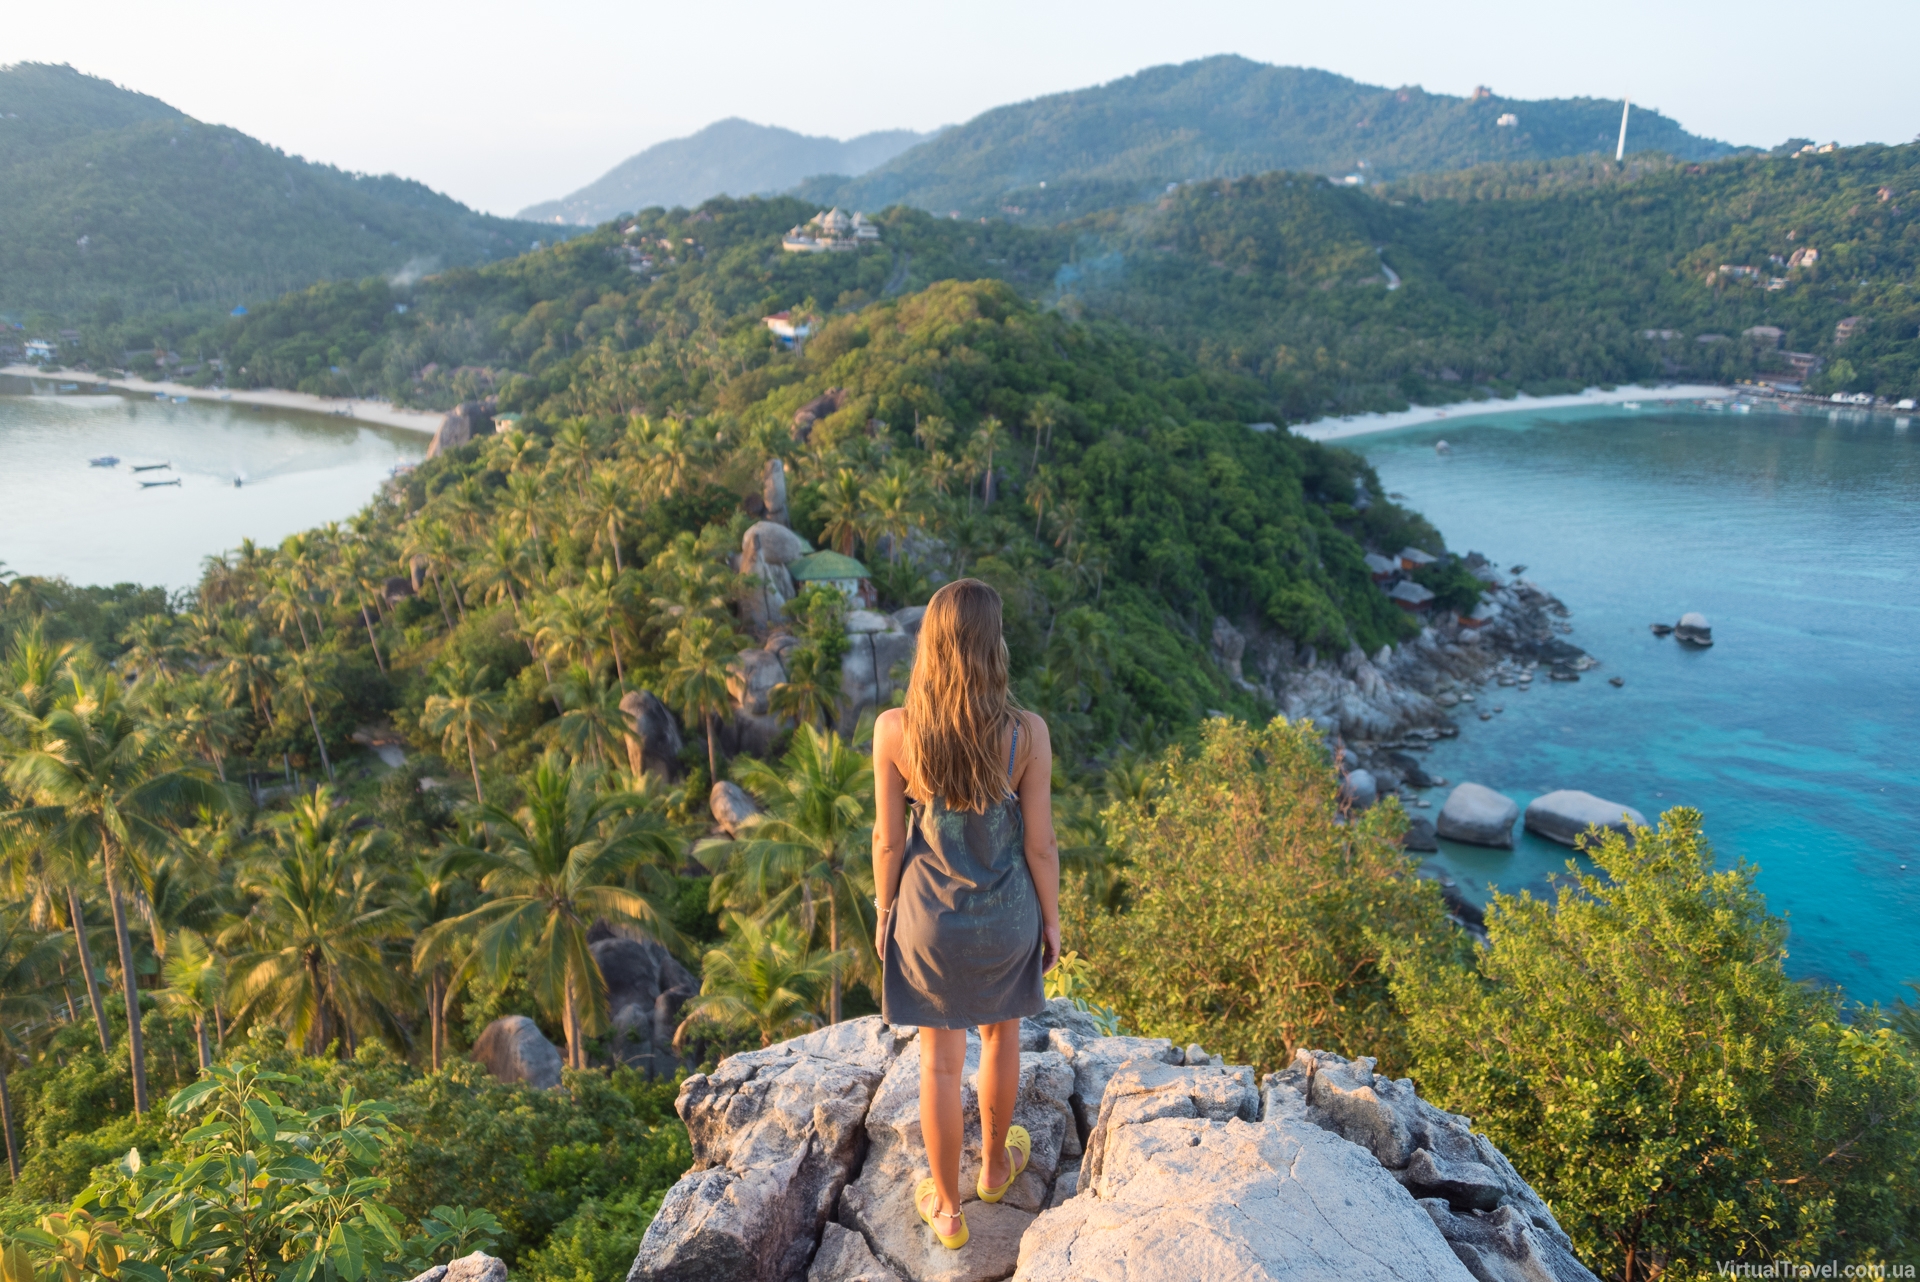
xmin=544 ymin=664 xmax=628 ymax=772
xmin=421 ymin=663 xmax=504 ymax=802
xmin=0 ymin=902 xmax=63 ymax=1179
xmin=768 ymin=648 xmax=838 ymax=732
xmin=2 ymin=684 xmax=227 ymax=1114
xmin=664 ymin=615 xmax=741 ymax=782
xmin=332 ymin=539 xmax=389 ymax=673
xmin=862 ymin=466 xmax=922 ymax=564
xmin=139 ymin=674 xmax=243 ymax=782
xmin=419 ymin=756 xmax=683 ymax=1069
xmin=118 ymin=615 xmax=187 ymax=686
xmin=400 ymin=847 xmax=479 ymax=1072
xmin=158 ymin=928 xmax=224 ymax=1071
xmin=402 ymin=519 xmax=460 ymax=632
xmin=974 ymin=415 xmax=1005 ymax=506
xmin=728 ymin=726 xmax=874 ymax=1024
xmin=673 ymin=913 xmax=844 ymax=1050
xmin=816 ymin=469 xmax=868 ymax=556
xmin=275 ymin=647 xmax=337 ymax=782
xmin=548 ymin=422 xmax=598 ymax=499
xmin=211 ymin=617 xmax=280 ymax=723
xmin=222 ymin=788 xmax=400 ymax=1057
xmin=580 ymin=468 xmax=634 ymax=572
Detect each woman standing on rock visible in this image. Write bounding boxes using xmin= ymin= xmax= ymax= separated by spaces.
xmin=873 ymin=578 xmax=1062 ymax=1251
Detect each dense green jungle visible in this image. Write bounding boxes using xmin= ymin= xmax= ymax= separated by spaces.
xmin=3 ymin=91 xmax=1920 ymax=1281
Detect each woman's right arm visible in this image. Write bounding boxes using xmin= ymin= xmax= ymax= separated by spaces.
xmin=872 ymin=709 xmax=910 ymax=924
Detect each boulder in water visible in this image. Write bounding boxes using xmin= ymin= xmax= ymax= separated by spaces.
xmin=1524 ymin=790 xmax=1648 ymax=848
xmin=1674 ymin=612 xmax=1713 ymax=646
xmin=1436 ymin=783 xmax=1520 ymax=848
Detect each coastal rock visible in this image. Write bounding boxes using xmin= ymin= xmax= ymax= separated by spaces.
xmin=727 ymin=648 xmax=788 ymax=717
xmin=740 ymin=521 xmax=814 ymax=631
xmin=425 ymin=399 xmax=493 ymax=458
xmin=710 ymin=781 xmax=764 ymax=836
xmin=632 ymin=1026 xmax=896 ymax=1282
xmin=1674 ymin=612 xmax=1713 ymax=646
xmin=1524 ymin=790 xmax=1648 ymax=849
xmin=1042 ymin=1028 xmax=1183 ymax=1137
xmin=1211 ymin=616 xmax=1248 ymax=684
xmin=1014 ymin=1116 xmax=1475 ymax=1282
xmin=628 ymin=1009 xmax=1597 ymax=1282
xmin=620 ymin=689 xmax=685 ymax=782
xmin=591 ymin=932 xmax=697 ymax=1078
xmin=470 ymin=1015 xmax=562 ymax=1090
xmin=1403 ymin=817 xmax=1439 ymax=852
xmin=1436 ymin=783 xmax=1519 ymax=849
xmin=808 ymin=1223 xmax=904 ymax=1282
xmin=845 ymin=609 xmax=895 ymax=634
xmin=1265 ymin=1050 xmax=1592 ymax=1280
xmin=892 ymin=606 xmax=928 ymax=635
xmin=1341 ymin=768 xmax=1378 ymax=810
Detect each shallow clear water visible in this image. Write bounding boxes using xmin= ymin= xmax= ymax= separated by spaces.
xmin=0 ymin=381 xmax=426 ymax=590
xmin=1363 ymin=401 xmax=1919 ymax=1006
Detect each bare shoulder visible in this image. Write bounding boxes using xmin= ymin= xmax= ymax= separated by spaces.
xmin=874 ymin=706 xmax=906 ymax=753
xmin=1017 ymin=709 xmax=1052 ymax=753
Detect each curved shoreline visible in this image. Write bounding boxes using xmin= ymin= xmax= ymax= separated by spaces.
xmin=1290 ymin=383 xmax=1735 ymax=443
xmin=0 ymin=364 xmax=443 ymax=435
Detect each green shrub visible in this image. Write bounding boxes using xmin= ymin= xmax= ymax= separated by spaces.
xmin=1391 ymin=809 xmax=1920 ymax=1279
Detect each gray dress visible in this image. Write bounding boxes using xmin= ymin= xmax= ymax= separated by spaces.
xmin=881 ymin=721 xmax=1045 ymax=1030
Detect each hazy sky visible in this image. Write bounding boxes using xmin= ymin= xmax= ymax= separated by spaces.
xmin=9 ymin=0 xmax=1917 ymax=217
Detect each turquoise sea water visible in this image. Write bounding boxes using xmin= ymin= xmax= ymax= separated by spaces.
xmin=1361 ymin=401 xmax=1919 ymax=1007
xmin=0 ymin=381 xmax=426 ymax=590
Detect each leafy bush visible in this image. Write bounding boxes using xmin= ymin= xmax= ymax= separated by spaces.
xmin=1391 ymin=810 xmax=1920 ymax=1279
xmin=1074 ymin=716 xmax=1457 ymax=1073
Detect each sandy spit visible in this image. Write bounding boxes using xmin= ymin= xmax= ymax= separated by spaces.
xmin=1288 ymin=383 xmax=1735 ymax=443
xmin=1 ymin=365 xmax=444 ymax=436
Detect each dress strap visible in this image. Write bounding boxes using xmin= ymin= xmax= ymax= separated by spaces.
xmin=1007 ymin=717 xmax=1019 ymax=785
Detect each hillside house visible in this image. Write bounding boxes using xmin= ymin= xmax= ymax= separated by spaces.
xmin=1397 ymin=546 xmax=1438 ymax=572
xmin=1364 ymin=553 xmax=1399 ymax=583
xmin=1835 ymin=316 xmax=1866 ymax=344
xmin=1788 ymin=246 xmax=1819 ymax=268
xmin=1389 ymin=580 xmax=1435 ymax=613
xmin=24 ymin=339 xmax=55 ymax=361
xmin=789 ymin=550 xmax=870 ymax=604
xmin=1496 ymin=113 xmax=1519 ymax=127
xmin=1744 ymin=326 xmax=1784 ymax=347
xmin=782 ymin=208 xmax=882 ymax=254
xmin=762 ymin=312 xmax=814 ymax=347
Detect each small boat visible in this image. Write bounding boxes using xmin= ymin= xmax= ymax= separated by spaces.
xmin=171 ymin=395 xmax=189 ymax=404
xmin=89 ymin=455 xmax=120 ymax=467
xmin=131 ymin=461 xmax=171 ymax=472
xmin=57 ymin=382 xmax=78 ymax=392
xmin=1622 ymin=401 xmax=1643 ymax=410
xmin=139 ymin=478 xmax=182 ymax=488
xmin=153 ymin=393 xmax=168 ymax=401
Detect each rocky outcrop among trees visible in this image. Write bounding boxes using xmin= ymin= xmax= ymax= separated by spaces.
xmin=625 ymin=1005 xmax=1598 ymax=1282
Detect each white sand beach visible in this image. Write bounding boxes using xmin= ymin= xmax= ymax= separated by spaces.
xmin=1289 ymin=383 xmax=1735 ymax=442
xmin=1 ymin=365 xmax=444 ymax=435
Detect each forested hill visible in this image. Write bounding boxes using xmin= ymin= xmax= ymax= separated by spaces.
xmin=517 ymin=119 xmax=936 ymax=227
xmin=0 ymin=63 xmax=562 ymax=322
xmin=792 ymin=55 xmax=1740 ymax=221
xmin=1056 ymin=143 xmax=1920 ymax=414
xmin=180 ymin=140 xmax=1920 ymax=415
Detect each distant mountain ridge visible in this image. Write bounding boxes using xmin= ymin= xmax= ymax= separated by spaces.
xmin=0 ymin=62 xmax=562 ymax=321
xmin=517 ymin=118 xmax=936 ymax=225
xmin=793 ymin=55 xmax=1743 ymax=220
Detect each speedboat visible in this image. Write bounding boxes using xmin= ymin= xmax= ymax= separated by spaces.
xmin=130 ymin=461 xmax=171 ymax=472
xmin=139 ymin=478 xmax=182 ymax=488
xmin=89 ymin=456 xmax=120 ymax=467
xmin=171 ymin=395 xmax=189 ymax=404
xmin=1622 ymin=401 xmax=1642 ymax=410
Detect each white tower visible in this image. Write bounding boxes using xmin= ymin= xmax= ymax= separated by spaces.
xmin=1615 ymin=99 xmax=1631 ymax=162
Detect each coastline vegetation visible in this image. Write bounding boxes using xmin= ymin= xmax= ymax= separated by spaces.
xmin=2 ymin=146 xmax=1919 ymax=1279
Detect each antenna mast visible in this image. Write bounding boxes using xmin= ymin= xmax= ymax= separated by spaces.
xmin=1615 ymin=98 xmax=1631 ymax=162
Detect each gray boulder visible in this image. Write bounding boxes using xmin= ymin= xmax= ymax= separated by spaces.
xmin=741 ymin=520 xmax=814 ymax=630
xmin=1041 ymin=1028 xmax=1182 ymax=1138
xmin=763 ymin=459 xmax=790 ymax=528
xmin=808 ymin=1223 xmax=903 ymax=1282
xmin=1673 ymin=612 xmax=1713 ymax=646
xmin=710 ymin=781 xmax=764 ymax=836
xmin=470 ymin=1015 xmax=562 ymax=1089
xmin=425 ymin=400 xmax=493 ymax=458
xmin=1079 ymin=1060 xmax=1260 ymax=1192
xmin=630 ymin=1022 xmax=900 ymax=1282
xmin=1014 ymin=1115 xmax=1475 ymax=1282
xmin=1524 ymin=790 xmax=1648 ymax=849
xmin=1436 ymin=783 xmax=1520 ymax=849
xmin=1404 ymin=817 xmax=1440 ymax=852
xmin=620 ymin=690 xmax=685 ymax=782
xmin=1421 ymin=1202 xmax=1601 ymax=1282
xmin=1341 ymin=768 xmax=1378 ymax=810
xmin=839 ymin=630 xmax=916 ymax=733
xmin=592 ymin=933 xmax=697 ymax=1078
xmin=443 ymin=1255 xmax=508 ymax=1282
xmin=838 ymin=1030 xmax=1077 ymax=1282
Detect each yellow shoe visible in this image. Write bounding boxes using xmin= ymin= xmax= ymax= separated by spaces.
xmin=976 ymin=1124 xmax=1030 ymax=1204
xmin=916 ymin=1177 xmax=968 ymax=1250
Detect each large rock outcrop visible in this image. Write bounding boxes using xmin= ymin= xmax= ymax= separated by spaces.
xmin=470 ymin=1015 xmax=562 ymax=1089
xmin=425 ymin=399 xmax=495 ymax=458
xmin=620 ymin=690 xmax=685 ymax=782
xmin=1436 ymin=783 xmax=1520 ymax=849
xmin=591 ymin=930 xmax=698 ymax=1078
xmin=741 ymin=521 xmax=814 ymax=631
xmin=627 ymin=1007 xmax=1598 ymax=1282
xmin=1523 ymin=790 xmax=1647 ymax=848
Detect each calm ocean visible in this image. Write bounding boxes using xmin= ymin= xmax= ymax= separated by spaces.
xmin=1363 ymin=400 xmax=1918 ymax=1007
xmin=0 ymin=383 xmax=426 ymax=590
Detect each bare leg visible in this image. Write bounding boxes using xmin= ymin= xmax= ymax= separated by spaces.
xmin=978 ymin=1018 xmax=1023 ymax=1189
xmin=918 ymin=1027 xmax=967 ymax=1235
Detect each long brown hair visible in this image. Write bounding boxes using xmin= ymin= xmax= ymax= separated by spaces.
xmin=902 ymin=578 xmax=1016 ymax=813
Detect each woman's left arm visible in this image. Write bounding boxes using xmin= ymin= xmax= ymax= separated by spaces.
xmin=1016 ymin=712 xmax=1062 ymax=972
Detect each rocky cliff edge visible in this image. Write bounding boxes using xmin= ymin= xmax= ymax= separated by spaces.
xmin=625 ymin=1001 xmax=1596 ymax=1282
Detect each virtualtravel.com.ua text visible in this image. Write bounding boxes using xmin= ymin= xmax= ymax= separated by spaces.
xmin=1717 ymin=1264 xmax=1918 ymax=1279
